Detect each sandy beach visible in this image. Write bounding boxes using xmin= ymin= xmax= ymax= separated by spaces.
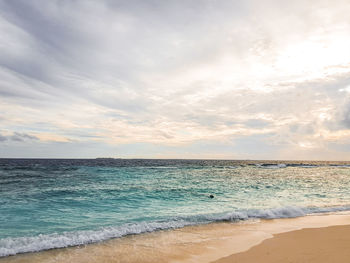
xmin=214 ymin=224 xmax=350 ymax=263
xmin=1 ymin=212 xmax=350 ymax=263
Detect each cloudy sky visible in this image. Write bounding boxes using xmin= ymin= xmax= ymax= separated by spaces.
xmin=1 ymin=0 xmax=350 ymax=159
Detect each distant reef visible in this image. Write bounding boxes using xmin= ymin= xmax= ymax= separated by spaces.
xmin=95 ymin=157 xmax=122 ymax=160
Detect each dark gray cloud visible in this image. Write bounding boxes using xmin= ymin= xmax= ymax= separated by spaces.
xmin=11 ymin=132 xmax=38 ymax=142
xmin=0 ymin=132 xmax=38 ymax=142
xmin=342 ymin=106 xmax=350 ymax=128
xmin=0 ymin=134 xmax=7 ymax=142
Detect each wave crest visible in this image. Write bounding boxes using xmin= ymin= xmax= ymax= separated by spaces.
xmin=1 ymin=205 xmax=350 ymax=257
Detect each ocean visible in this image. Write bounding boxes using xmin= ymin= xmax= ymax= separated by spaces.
xmin=1 ymin=158 xmax=350 ymax=257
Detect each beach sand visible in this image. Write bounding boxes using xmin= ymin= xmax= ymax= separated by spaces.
xmin=1 ymin=213 xmax=350 ymax=263
xmin=214 ymin=224 xmax=350 ymax=263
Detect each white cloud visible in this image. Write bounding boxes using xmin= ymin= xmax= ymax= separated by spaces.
xmin=1 ymin=0 xmax=350 ymax=158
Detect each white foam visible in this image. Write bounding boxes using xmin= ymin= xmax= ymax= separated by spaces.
xmin=0 ymin=220 xmax=195 ymax=257
xmin=1 ymin=205 xmax=350 ymax=257
xmin=255 ymin=164 xmax=287 ymax=169
xmin=269 ymin=164 xmax=287 ymax=169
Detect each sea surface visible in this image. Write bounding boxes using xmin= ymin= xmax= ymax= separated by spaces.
xmin=1 ymin=159 xmax=350 ymax=257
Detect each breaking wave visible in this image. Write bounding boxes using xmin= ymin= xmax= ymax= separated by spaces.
xmin=1 ymin=204 xmax=350 ymax=257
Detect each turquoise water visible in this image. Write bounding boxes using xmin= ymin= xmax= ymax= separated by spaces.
xmin=1 ymin=159 xmax=350 ymax=256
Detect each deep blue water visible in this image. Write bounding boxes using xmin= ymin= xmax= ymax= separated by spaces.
xmin=1 ymin=159 xmax=350 ymax=256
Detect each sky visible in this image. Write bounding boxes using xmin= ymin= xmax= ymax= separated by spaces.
xmin=1 ymin=0 xmax=350 ymax=159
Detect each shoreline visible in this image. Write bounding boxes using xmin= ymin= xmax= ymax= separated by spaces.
xmin=1 ymin=212 xmax=350 ymax=263
xmin=2 ymin=205 xmax=350 ymax=257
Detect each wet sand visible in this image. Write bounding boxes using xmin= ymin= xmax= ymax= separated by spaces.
xmin=1 ymin=212 xmax=350 ymax=263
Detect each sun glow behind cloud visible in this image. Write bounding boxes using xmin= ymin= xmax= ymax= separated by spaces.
xmin=275 ymin=36 xmax=350 ymax=78
xmin=1 ymin=0 xmax=350 ymax=159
